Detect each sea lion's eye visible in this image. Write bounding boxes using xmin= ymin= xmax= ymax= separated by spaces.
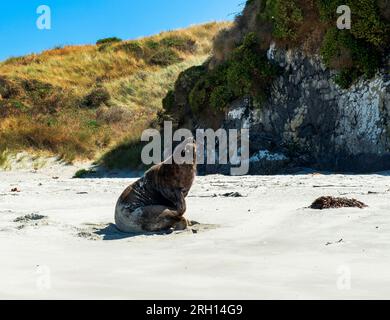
xmin=181 ymin=150 xmax=186 ymax=157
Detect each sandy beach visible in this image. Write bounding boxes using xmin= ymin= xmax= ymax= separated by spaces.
xmin=1 ymin=165 xmax=390 ymax=299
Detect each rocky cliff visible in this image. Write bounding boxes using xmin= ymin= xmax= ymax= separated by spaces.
xmin=224 ymin=45 xmax=390 ymax=173
xmin=163 ymin=0 xmax=390 ymax=174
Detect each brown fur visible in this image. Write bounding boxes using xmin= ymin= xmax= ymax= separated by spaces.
xmin=115 ymin=140 xmax=196 ymax=233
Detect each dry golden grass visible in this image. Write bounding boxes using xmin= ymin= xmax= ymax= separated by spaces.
xmin=0 ymin=22 xmax=229 ymax=92
xmin=0 ymin=22 xmax=230 ymax=164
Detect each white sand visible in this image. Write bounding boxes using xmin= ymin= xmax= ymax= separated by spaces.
xmin=1 ymin=166 xmax=390 ymax=299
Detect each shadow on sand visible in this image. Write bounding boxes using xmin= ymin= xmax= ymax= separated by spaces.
xmin=93 ymin=223 xmax=173 ymax=240
xmin=88 ymin=220 xmax=212 ymax=241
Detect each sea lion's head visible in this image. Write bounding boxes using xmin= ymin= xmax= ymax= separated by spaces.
xmin=157 ymin=138 xmax=197 ymax=193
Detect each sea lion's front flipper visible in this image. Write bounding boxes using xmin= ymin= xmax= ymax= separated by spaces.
xmin=159 ymin=188 xmax=186 ymax=215
xmin=141 ymin=205 xmax=187 ymax=232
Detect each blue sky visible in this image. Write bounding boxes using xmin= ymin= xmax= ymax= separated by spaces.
xmin=0 ymin=0 xmax=244 ymax=61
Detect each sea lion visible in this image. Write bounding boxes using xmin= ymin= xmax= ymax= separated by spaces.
xmin=115 ymin=139 xmax=197 ymax=233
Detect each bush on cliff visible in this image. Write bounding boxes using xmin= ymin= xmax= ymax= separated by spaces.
xmin=163 ymin=0 xmax=389 ymax=131
xmin=259 ymin=0 xmax=304 ymax=40
xmin=318 ymin=0 xmax=388 ymax=88
xmin=186 ymin=33 xmax=277 ymax=116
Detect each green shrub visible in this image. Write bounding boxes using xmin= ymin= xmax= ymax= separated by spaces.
xmin=0 ymin=99 xmax=29 ymax=117
xmin=0 ymin=76 xmax=20 ymax=98
xmin=73 ymin=168 xmax=92 ymax=178
xmin=0 ymin=77 xmax=73 ymax=116
xmin=334 ymin=69 xmax=360 ymax=88
xmin=159 ymin=35 xmax=197 ymax=52
xmin=226 ymin=33 xmax=276 ymax=99
xmin=167 ymin=65 xmax=208 ymax=115
xmin=350 ymin=2 xmax=387 ymax=46
xmin=189 ymin=79 xmax=208 ymax=113
xmin=259 ymin=0 xmax=303 ymax=39
xmin=321 ymin=24 xmax=381 ymax=88
xmin=22 ymin=79 xmax=53 ymax=99
xmin=318 ymin=0 xmax=341 ymax=20
xmin=115 ymin=41 xmax=144 ymax=58
xmin=82 ymin=86 xmax=111 ymax=108
xmin=96 ymin=37 xmax=122 ymax=45
xmin=318 ymin=0 xmax=388 ymax=47
xmin=145 ymin=40 xmax=160 ymax=50
xmin=162 ymin=90 xmax=176 ymax=112
xmin=176 ymin=65 xmax=207 ymax=90
xmin=149 ymin=48 xmax=182 ymax=66
xmin=86 ymin=119 xmax=100 ymax=129
xmin=187 ymin=33 xmax=276 ymax=114
xmin=318 ymin=0 xmax=387 ymax=88
xmin=209 ymin=86 xmax=234 ymax=111
xmin=10 ymin=99 xmax=28 ymax=110
xmin=97 ymin=43 xmax=113 ymax=52
xmin=45 ymin=117 xmax=58 ymax=127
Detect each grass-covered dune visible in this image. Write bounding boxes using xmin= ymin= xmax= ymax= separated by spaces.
xmin=0 ymin=22 xmax=229 ymax=164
